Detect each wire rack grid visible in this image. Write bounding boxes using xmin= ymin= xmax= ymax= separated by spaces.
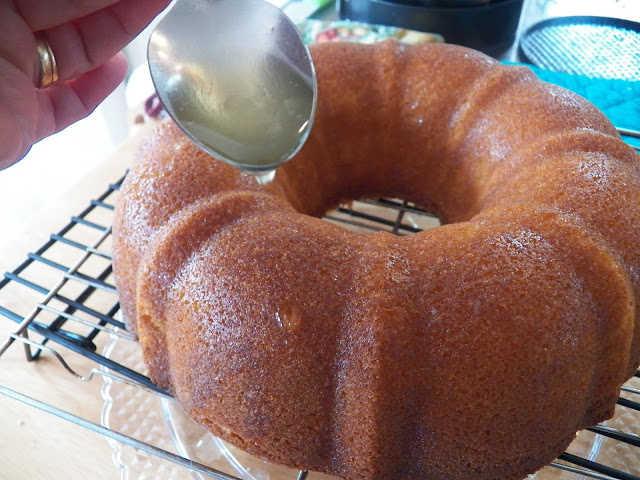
xmin=1 ymin=130 xmax=640 ymax=480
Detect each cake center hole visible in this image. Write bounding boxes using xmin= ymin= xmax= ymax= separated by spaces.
xmin=323 ymin=198 xmax=441 ymax=236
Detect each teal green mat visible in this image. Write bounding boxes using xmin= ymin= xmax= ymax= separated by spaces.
xmin=520 ymin=64 xmax=639 ymax=147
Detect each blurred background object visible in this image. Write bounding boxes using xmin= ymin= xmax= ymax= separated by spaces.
xmin=337 ymin=0 xmax=526 ymax=57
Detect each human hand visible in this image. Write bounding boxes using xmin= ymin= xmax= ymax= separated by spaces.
xmin=0 ymin=0 xmax=172 ymax=170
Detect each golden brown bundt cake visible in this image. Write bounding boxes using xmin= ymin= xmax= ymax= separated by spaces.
xmin=112 ymin=40 xmax=640 ymax=480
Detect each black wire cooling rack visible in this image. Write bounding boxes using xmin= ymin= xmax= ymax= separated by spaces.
xmin=1 ymin=131 xmax=640 ymax=479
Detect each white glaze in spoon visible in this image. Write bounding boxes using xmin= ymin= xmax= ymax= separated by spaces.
xmin=148 ymin=0 xmax=317 ymax=180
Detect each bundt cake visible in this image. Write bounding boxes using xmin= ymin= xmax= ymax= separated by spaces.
xmin=112 ymin=39 xmax=640 ymax=480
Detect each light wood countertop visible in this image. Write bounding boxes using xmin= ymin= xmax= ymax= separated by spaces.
xmin=0 ymin=127 xmax=149 ymax=480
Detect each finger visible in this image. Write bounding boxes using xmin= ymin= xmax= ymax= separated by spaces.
xmin=0 ymin=2 xmax=38 ymax=81
xmin=0 ymin=107 xmax=33 ymax=170
xmin=0 ymin=57 xmax=39 ymax=169
xmin=15 ymin=0 xmax=119 ymax=31
xmin=34 ymin=52 xmax=128 ymax=141
xmin=0 ymin=106 xmax=35 ymax=171
xmin=42 ymin=0 xmax=171 ymax=82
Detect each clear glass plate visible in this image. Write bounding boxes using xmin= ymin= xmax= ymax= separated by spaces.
xmin=101 ymin=331 xmax=192 ymax=480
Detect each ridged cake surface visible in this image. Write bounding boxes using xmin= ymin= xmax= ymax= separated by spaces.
xmin=113 ymin=40 xmax=640 ymax=480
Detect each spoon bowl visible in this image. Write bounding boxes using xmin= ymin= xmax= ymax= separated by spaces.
xmin=148 ymin=0 xmax=317 ymax=179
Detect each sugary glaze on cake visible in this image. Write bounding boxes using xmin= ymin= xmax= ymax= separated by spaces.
xmin=112 ymin=40 xmax=640 ymax=480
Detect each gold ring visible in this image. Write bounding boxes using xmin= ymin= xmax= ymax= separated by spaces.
xmin=36 ymin=35 xmax=59 ymax=88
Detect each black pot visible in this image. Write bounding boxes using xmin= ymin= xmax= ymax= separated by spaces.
xmin=338 ymin=0 xmax=525 ymax=57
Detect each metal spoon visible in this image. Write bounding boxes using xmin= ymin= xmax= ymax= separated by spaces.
xmin=148 ymin=0 xmax=317 ymax=183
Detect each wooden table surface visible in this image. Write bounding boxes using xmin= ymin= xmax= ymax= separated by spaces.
xmin=0 ymin=127 xmax=149 ymax=480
